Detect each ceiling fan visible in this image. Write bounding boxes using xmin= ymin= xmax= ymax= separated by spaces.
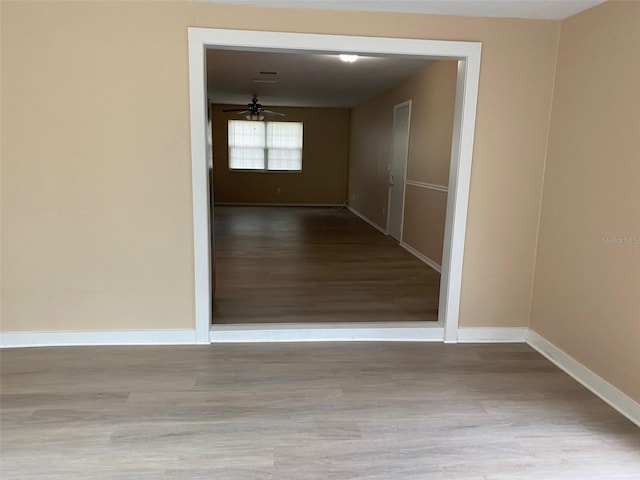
xmin=223 ymin=95 xmax=285 ymax=121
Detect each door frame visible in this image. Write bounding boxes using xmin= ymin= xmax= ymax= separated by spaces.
xmin=387 ymin=100 xmax=412 ymax=243
xmin=188 ymin=27 xmax=482 ymax=344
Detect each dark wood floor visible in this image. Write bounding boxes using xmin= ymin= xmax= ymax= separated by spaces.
xmin=212 ymin=206 xmax=440 ymax=324
xmin=1 ymin=343 xmax=639 ymax=479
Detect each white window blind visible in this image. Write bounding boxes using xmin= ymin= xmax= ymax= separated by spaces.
xmin=228 ymin=121 xmax=265 ymax=170
xmin=228 ymin=120 xmax=303 ymax=171
xmin=267 ymin=122 xmax=303 ymax=171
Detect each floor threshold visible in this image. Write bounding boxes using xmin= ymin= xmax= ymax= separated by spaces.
xmin=210 ymin=322 xmax=444 ymax=343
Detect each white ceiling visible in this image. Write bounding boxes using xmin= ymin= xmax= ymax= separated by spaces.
xmin=204 ymin=0 xmax=605 ymax=21
xmin=207 ymin=49 xmax=436 ymax=108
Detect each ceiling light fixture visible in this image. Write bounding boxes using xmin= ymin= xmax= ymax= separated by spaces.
xmin=339 ymin=54 xmax=359 ymax=63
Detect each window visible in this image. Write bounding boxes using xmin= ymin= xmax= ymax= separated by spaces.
xmin=228 ymin=120 xmax=303 ymax=171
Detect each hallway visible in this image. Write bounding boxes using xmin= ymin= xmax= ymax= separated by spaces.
xmin=212 ymin=206 xmax=441 ymax=324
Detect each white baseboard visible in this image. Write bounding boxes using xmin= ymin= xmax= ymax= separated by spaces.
xmin=210 ymin=322 xmax=444 ymax=343
xmin=527 ymin=329 xmax=640 ymax=428
xmin=457 ymin=327 xmax=528 ymax=343
xmin=347 ymin=206 xmax=388 ymax=235
xmin=400 ymin=241 xmax=442 ymax=273
xmin=0 ymin=330 xmax=196 ymax=348
xmin=215 ymin=202 xmax=344 ymax=207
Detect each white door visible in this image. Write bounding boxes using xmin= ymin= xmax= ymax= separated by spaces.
xmin=387 ymin=101 xmax=411 ymax=241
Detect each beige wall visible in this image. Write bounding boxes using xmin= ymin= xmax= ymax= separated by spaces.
xmin=347 ymin=94 xmax=390 ymax=227
xmin=530 ymin=1 xmax=640 ymax=403
xmin=405 ymin=61 xmax=458 ymax=188
xmin=1 ymin=1 xmax=559 ymax=332
xmin=349 ymin=60 xmax=457 ymax=266
xmin=212 ymin=105 xmax=349 ymax=205
xmin=1 ymin=1 xmax=197 ymax=332
xmin=403 ymin=185 xmax=449 ymax=265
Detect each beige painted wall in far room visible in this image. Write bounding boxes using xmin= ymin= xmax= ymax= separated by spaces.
xmin=404 ymin=60 xmax=456 ymax=266
xmin=405 ymin=61 xmax=458 ymax=188
xmin=349 ymin=60 xmax=457 ymax=266
xmin=1 ymin=1 xmax=559 ymax=332
xmin=212 ymin=105 xmax=349 ymax=205
xmin=529 ymin=1 xmax=640 ymax=403
xmin=404 ymin=186 xmax=449 ymax=266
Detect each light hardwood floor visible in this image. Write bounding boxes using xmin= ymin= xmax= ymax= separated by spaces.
xmin=1 ymin=343 xmax=639 ymax=479
xmin=212 ymin=206 xmax=440 ymax=324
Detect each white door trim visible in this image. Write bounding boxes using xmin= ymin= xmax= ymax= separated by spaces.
xmin=188 ymin=28 xmax=482 ymax=344
xmin=387 ymin=100 xmax=412 ymax=243
xmin=440 ymin=58 xmax=481 ymax=343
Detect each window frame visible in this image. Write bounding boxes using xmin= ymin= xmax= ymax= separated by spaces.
xmin=227 ymin=119 xmax=303 ymax=173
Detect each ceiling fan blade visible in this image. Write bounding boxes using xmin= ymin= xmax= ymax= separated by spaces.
xmin=262 ymin=109 xmax=286 ymax=116
xmin=225 ymin=110 xmax=251 ymax=116
xmin=223 ymin=108 xmax=250 ymax=113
